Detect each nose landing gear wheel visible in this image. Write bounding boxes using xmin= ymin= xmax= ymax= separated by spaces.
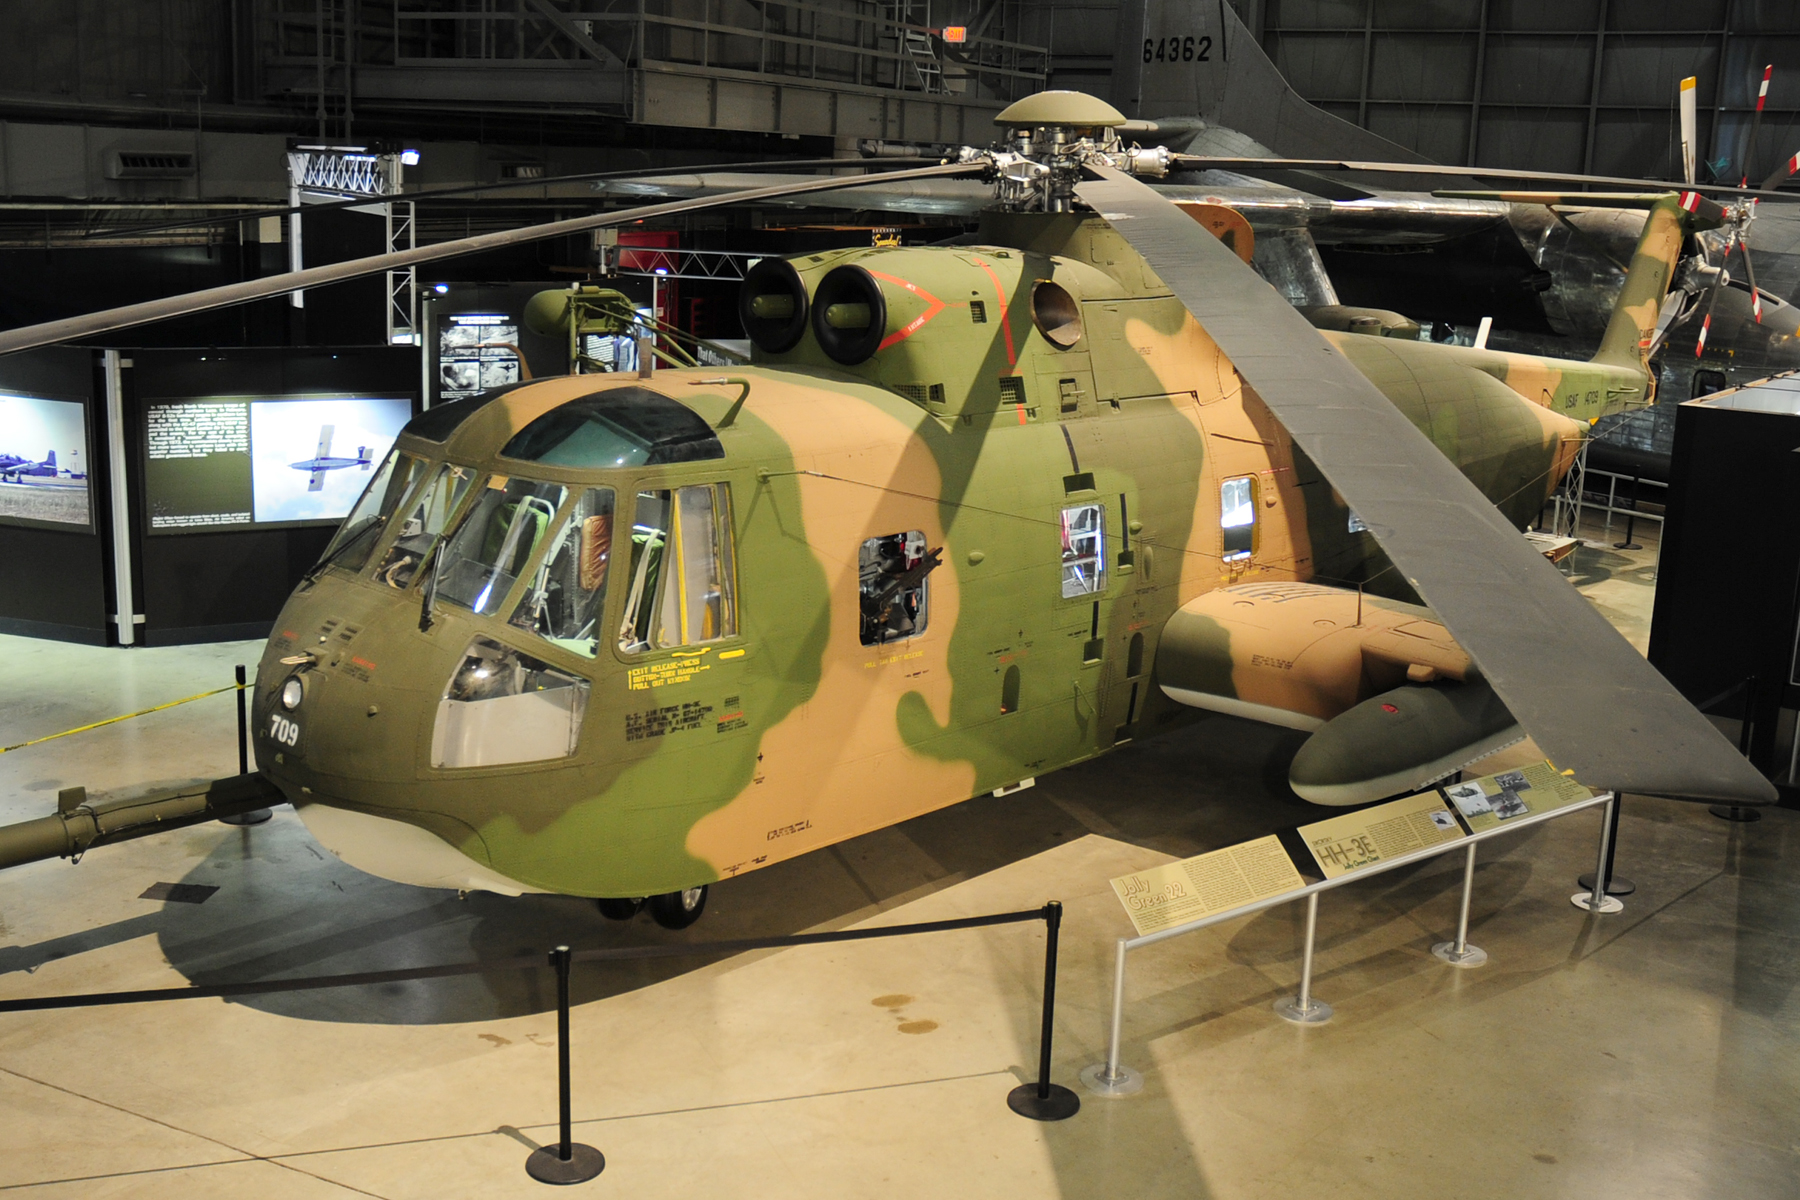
xmin=596 ymin=897 xmax=645 ymax=921
xmin=648 ymin=885 xmax=708 ymax=929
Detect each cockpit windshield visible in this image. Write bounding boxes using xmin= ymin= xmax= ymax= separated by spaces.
xmin=314 ymin=450 xmax=426 ymax=576
xmin=432 ymin=476 xmax=569 ymax=616
xmin=372 ymin=462 xmax=476 ymax=589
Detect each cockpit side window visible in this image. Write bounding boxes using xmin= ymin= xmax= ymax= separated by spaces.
xmin=509 ymin=487 xmax=615 ymax=658
xmin=618 ymin=483 xmax=737 ymax=653
xmin=372 ymin=462 xmax=476 ymax=589
xmin=434 ymin=476 xmax=569 ymax=616
xmin=319 ymin=449 xmax=427 ymax=575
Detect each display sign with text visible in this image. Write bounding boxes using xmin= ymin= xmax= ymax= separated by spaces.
xmin=1109 ymin=835 xmax=1305 ymax=937
xmin=144 ymin=394 xmax=411 ymax=533
xmin=1441 ymin=760 xmax=1594 ymax=833
xmin=1298 ymin=789 xmax=1465 ymax=880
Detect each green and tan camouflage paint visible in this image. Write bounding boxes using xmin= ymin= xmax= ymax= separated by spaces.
xmin=252 ymin=193 xmax=1711 ymax=898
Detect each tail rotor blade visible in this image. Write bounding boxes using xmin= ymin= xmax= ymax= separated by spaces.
xmin=1736 ymin=231 xmax=1764 ymax=323
xmin=1681 ymin=75 xmax=1699 ymax=185
xmin=1761 ymin=152 xmax=1800 ymax=193
xmin=1743 ymin=65 xmax=1773 ymax=188
xmin=1695 ymin=280 xmax=1722 ymax=356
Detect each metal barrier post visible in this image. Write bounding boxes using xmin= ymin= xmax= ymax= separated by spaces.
xmin=221 ymin=665 xmax=272 ymax=827
xmin=1275 ymin=892 xmax=1332 ymax=1023
xmin=526 ymin=946 xmax=605 ymax=1184
xmin=1079 ymin=938 xmax=1143 ymax=1096
xmin=1433 ymin=843 xmax=1488 ymax=967
xmin=1008 ymin=902 xmax=1080 ymax=1120
xmin=1578 ymin=795 xmax=1635 ymax=896
xmin=1571 ymin=798 xmax=1624 ymax=913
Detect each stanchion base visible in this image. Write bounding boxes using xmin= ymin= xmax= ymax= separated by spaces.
xmin=1078 ymin=1061 xmax=1144 ymax=1097
xmin=1570 ymin=891 xmax=1624 ymax=914
xmin=1576 ymin=872 xmax=1635 ymax=896
xmin=1708 ymin=805 xmax=1762 ymax=823
xmin=1274 ymin=996 xmax=1332 ymax=1024
xmin=525 ymin=1143 xmax=605 ymax=1185
xmin=1612 ymin=542 xmax=1642 ymax=551
xmin=220 ymin=809 xmax=272 ymax=826
xmin=1007 ymin=1082 xmax=1081 ymax=1121
xmin=1431 ymin=941 xmax=1488 ymax=968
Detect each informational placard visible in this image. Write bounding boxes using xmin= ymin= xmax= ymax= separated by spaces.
xmin=1109 ymin=835 xmax=1305 ymax=936
xmin=438 ymin=314 xmax=523 ymax=401
xmin=144 ymin=395 xmax=411 ymax=533
xmin=1299 ymin=789 xmax=1465 ymax=879
xmin=1441 ymin=760 xmax=1595 ymax=833
xmin=0 ymin=392 xmax=91 ymax=530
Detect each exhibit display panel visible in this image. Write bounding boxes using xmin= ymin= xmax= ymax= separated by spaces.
xmin=143 ymin=394 xmax=411 ymax=533
xmin=127 ymin=348 xmax=420 ymax=645
xmin=0 ymin=349 xmax=108 ymax=643
xmin=0 ymin=391 xmax=92 ymax=532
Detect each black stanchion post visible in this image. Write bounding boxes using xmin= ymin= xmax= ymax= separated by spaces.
xmin=221 ymin=665 xmax=272 ymax=826
xmin=1007 ymin=902 xmax=1080 ymax=1121
xmin=235 ymin=664 xmax=248 ymax=775
xmin=1577 ymin=794 xmax=1635 ymax=896
xmin=526 ymin=946 xmax=604 ymax=1184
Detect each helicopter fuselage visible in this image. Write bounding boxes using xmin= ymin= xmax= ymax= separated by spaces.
xmin=251 ymin=211 xmax=1646 ymax=899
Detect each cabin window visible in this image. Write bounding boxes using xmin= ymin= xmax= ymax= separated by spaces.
xmin=509 ymin=488 xmax=615 ymax=658
xmin=859 ymin=531 xmax=933 ymax=645
xmin=434 ymin=476 xmax=568 ymax=616
xmin=618 ymin=483 xmax=737 ymax=653
xmin=318 ymin=450 xmax=426 ymax=576
xmin=1221 ymin=476 xmax=1256 ymax=560
xmin=1060 ymin=502 xmax=1106 ymax=598
xmin=372 ymin=462 xmax=476 ymax=588
xmin=430 ymin=636 xmax=588 ymax=768
xmin=1347 ymin=510 xmax=1368 ymax=534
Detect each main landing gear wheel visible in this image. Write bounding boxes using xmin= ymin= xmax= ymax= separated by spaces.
xmin=595 ymin=897 xmax=645 ymax=921
xmin=648 ymin=886 xmax=708 ymax=930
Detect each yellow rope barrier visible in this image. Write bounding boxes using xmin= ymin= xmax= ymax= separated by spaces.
xmin=0 ymin=683 xmax=245 ymax=755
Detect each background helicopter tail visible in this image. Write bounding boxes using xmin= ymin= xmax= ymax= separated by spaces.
xmin=1437 ymin=190 xmax=1728 ymax=377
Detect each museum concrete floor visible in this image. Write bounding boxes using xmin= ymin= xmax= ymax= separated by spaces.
xmin=1 ymin=523 xmax=1796 ymax=1199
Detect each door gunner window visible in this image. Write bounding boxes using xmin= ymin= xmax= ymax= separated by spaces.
xmin=618 ymin=484 xmax=737 ymax=652
xmin=509 ymin=488 xmax=615 ymax=657
xmin=373 ymin=462 xmax=475 ymax=588
xmin=435 ymin=476 xmax=568 ymax=616
xmin=860 ymin=531 xmax=937 ymax=645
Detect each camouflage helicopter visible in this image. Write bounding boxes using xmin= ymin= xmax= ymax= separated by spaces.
xmin=0 ymin=91 xmax=1776 ymax=928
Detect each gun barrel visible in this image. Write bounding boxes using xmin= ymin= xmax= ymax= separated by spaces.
xmin=0 ymin=773 xmax=286 ymax=871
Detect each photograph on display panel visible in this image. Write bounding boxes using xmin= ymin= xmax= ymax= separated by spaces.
xmin=145 ymin=394 xmax=412 ymax=533
xmin=0 ymin=392 xmax=92 ymax=531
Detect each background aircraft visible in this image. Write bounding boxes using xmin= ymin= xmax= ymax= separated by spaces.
xmin=289 ymin=425 xmax=374 ymax=493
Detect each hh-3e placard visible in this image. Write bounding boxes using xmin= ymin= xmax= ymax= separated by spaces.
xmin=1441 ymin=759 xmax=1595 ymax=833
xmin=1109 ymin=835 xmax=1305 ymax=937
xmin=1298 ymin=788 xmax=1465 ymax=880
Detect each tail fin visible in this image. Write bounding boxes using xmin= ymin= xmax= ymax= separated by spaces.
xmin=1435 ymin=190 xmax=1727 ymax=371
xmin=42 ymin=450 xmax=53 ymax=467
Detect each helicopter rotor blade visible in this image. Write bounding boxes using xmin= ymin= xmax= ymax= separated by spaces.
xmin=1694 ymin=271 xmax=1724 ymax=356
xmin=1167 ymin=153 xmax=1800 ymax=200
xmin=1735 ymin=229 xmax=1764 ymax=324
xmin=1072 ymin=162 xmax=1774 ymax=804
xmin=1743 ymin=65 xmax=1773 ymax=188
xmin=1760 ymin=152 xmax=1800 ymax=192
xmin=1680 ymin=75 xmax=1699 ymax=186
xmin=0 ymin=161 xmax=983 ymax=358
xmin=80 ymin=156 xmax=939 ymax=243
